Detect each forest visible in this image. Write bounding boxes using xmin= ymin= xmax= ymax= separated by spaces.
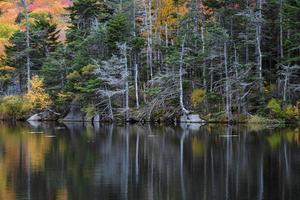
xmin=0 ymin=0 xmax=300 ymax=123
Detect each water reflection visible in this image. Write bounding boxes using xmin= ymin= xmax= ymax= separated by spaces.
xmin=0 ymin=122 xmax=299 ymax=200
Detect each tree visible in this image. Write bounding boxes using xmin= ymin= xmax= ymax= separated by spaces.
xmin=66 ymin=0 xmax=113 ymax=42
xmin=4 ymin=14 xmax=60 ymax=91
xmin=25 ymin=75 xmax=52 ymax=110
xmin=106 ymin=13 xmax=130 ymax=55
xmin=41 ymin=45 xmax=70 ymax=91
xmin=94 ymin=43 xmax=130 ymax=121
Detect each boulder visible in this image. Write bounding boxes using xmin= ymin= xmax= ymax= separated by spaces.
xmin=93 ymin=114 xmax=101 ymax=123
xmin=62 ymin=101 xmax=85 ymax=122
xmin=27 ymin=111 xmax=59 ymax=121
xmin=27 ymin=113 xmax=42 ymax=121
xmin=180 ymin=114 xmax=205 ymax=123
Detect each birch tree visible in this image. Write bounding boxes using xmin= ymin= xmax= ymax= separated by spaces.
xmin=179 ymin=35 xmax=189 ymax=115
xmin=224 ymin=41 xmax=232 ymax=121
xmin=255 ymin=0 xmax=263 ymax=93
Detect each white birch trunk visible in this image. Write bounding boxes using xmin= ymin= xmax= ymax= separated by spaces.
xmin=179 ymin=36 xmax=189 ymax=115
xmin=124 ymin=45 xmax=129 ymax=121
xmin=133 ymin=0 xmax=139 ymax=109
xmin=147 ymin=0 xmax=153 ymax=79
xmin=256 ymin=0 xmax=263 ymax=92
xmin=135 ymin=61 xmax=140 ymax=109
xmin=224 ymin=42 xmax=232 ymax=121
xmin=279 ymin=0 xmax=284 ymax=59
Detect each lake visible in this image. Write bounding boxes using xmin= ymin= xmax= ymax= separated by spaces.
xmin=0 ymin=122 xmax=299 ymax=200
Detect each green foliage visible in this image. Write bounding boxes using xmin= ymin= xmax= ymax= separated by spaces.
xmin=66 ymin=64 xmax=101 ymax=101
xmin=41 ymin=45 xmax=70 ymax=91
xmin=283 ymin=0 xmax=300 ymax=64
xmin=81 ymin=104 xmax=96 ymax=120
xmin=66 ymin=0 xmax=113 ymax=41
xmin=4 ymin=14 xmax=60 ymax=89
xmin=130 ymin=37 xmax=145 ymax=51
xmin=267 ymin=98 xmax=282 ymax=115
xmin=106 ymin=13 xmax=130 ymax=54
xmin=144 ymin=87 xmax=161 ymax=97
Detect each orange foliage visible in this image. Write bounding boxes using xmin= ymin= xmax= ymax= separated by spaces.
xmin=153 ymin=0 xmax=188 ymax=40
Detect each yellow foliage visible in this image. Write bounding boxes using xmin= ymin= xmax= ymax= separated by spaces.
xmin=155 ymin=0 xmax=188 ymax=40
xmin=0 ymin=66 xmax=16 ymax=71
xmin=81 ymin=64 xmax=96 ymax=76
xmin=25 ymin=75 xmax=52 ymax=110
xmin=67 ymin=71 xmax=80 ymax=81
xmin=191 ymin=88 xmax=205 ymax=107
xmin=284 ymin=105 xmax=297 ymax=119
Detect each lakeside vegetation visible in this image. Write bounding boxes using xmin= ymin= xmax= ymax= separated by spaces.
xmin=0 ymin=0 xmax=300 ymax=123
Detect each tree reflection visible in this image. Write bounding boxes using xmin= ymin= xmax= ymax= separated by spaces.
xmin=0 ymin=123 xmax=298 ymax=199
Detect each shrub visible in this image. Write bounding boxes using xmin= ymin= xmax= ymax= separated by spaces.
xmin=82 ymin=104 xmax=96 ymax=120
xmin=284 ymin=104 xmax=299 ymax=120
xmin=267 ymin=98 xmax=281 ymax=115
xmin=0 ymin=96 xmax=31 ymax=119
xmin=191 ymin=89 xmax=206 ymax=108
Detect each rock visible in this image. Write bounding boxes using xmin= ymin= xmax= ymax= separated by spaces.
xmin=93 ymin=114 xmax=101 ymax=123
xmin=27 ymin=111 xmax=59 ymax=121
xmin=27 ymin=113 xmax=42 ymax=121
xmin=62 ymin=101 xmax=85 ymax=122
xmin=180 ymin=114 xmax=205 ymax=123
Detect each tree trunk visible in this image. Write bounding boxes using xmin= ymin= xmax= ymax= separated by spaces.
xmin=147 ymin=0 xmax=153 ymax=79
xmin=256 ymin=0 xmax=263 ymax=93
xmin=124 ymin=45 xmax=129 ymax=121
xmin=224 ymin=41 xmax=232 ymax=121
xmin=179 ymin=36 xmax=189 ymax=115
xmin=21 ymin=0 xmax=31 ymax=92
xmin=135 ymin=60 xmax=140 ymax=109
xmin=133 ymin=0 xmax=139 ymax=109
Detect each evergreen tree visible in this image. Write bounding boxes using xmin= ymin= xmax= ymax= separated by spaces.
xmin=66 ymin=0 xmax=114 ymax=42
xmin=4 ymin=14 xmax=60 ymax=90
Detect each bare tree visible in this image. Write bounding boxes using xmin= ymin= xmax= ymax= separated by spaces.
xmin=280 ymin=65 xmax=300 ymax=103
xmin=224 ymin=41 xmax=232 ymax=121
xmin=94 ymin=43 xmax=130 ymax=121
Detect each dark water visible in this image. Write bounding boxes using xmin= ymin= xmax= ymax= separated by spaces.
xmin=0 ymin=122 xmax=300 ymax=200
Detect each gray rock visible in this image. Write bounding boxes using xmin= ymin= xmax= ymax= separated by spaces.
xmin=93 ymin=114 xmax=101 ymax=123
xmin=27 ymin=111 xmax=59 ymax=121
xmin=180 ymin=114 xmax=205 ymax=123
xmin=27 ymin=113 xmax=42 ymax=121
xmin=62 ymin=101 xmax=85 ymax=122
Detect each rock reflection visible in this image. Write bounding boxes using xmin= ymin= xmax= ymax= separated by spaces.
xmin=0 ymin=123 xmax=298 ymax=199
